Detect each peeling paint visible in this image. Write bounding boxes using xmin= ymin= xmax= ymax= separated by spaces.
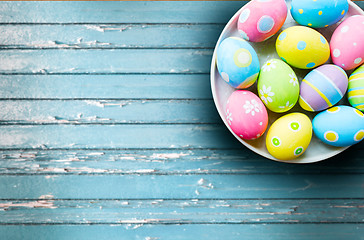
xmin=290 ymin=180 xmax=314 ymax=193
xmin=145 ymin=237 xmax=159 ymax=240
xmin=85 ymin=25 xmax=105 ymax=32
xmin=87 ymin=152 xmax=105 ymax=156
xmin=151 ymin=153 xmax=189 ymax=159
xmin=39 ymin=194 xmax=55 ymax=199
xmin=0 ymin=200 xmax=56 ymax=210
xmin=84 ymin=100 xmax=131 ymax=108
xmin=197 ymin=178 xmax=214 ymax=189
xmin=134 ymin=169 xmax=156 ymax=173
xmin=84 ymin=24 xmax=130 ymax=32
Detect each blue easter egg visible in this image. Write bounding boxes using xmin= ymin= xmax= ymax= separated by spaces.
xmin=291 ymin=0 xmax=348 ymax=28
xmin=313 ymin=105 xmax=364 ymax=147
xmin=216 ymin=37 xmax=260 ymax=89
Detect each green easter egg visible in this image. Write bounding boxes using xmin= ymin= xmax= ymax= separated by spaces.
xmin=257 ymin=59 xmax=300 ymax=113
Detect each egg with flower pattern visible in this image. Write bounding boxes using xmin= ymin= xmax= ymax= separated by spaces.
xmin=217 ymin=37 xmax=260 ymax=89
xmin=225 ymin=90 xmax=268 ymax=140
xmin=276 ymin=26 xmax=330 ymax=69
xmin=313 ymin=105 xmax=364 ymax=147
xmin=257 ymin=58 xmax=299 ymax=113
xmin=266 ymin=113 xmax=312 ymax=160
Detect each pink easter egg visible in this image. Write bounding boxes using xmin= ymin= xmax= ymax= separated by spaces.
xmin=225 ymin=90 xmax=268 ymax=140
xmin=237 ymin=0 xmax=287 ymax=42
xmin=330 ymin=15 xmax=364 ymax=70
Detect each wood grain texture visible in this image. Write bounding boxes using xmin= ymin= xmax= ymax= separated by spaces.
xmin=0 ymin=224 xmax=364 ymax=240
xmin=0 ymin=100 xmax=220 ymax=124
xmin=0 ymin=124 xmax=240 ymax=149
xmin=0 ymin=24 xmax=224 ymax=49
xmin=0 ymin=75 xmax=212 ymax=99
xmin=1 ymin=174 xmax=364 ymax=199
xmin=0 ymin=147 xmax=363 ymax=175
xmin=0 ymin=1 xmax=244 ymax=23
xmin=0 ymin=49 xmax=212 ymax=74
xmin=0 ymin=199 xmax=364 ymax=224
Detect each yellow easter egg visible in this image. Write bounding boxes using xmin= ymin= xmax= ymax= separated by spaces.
xmin=266 ymin=113 xmax=312 ymax=160
xmin=276 ymin=26 xmax=330 ymax=69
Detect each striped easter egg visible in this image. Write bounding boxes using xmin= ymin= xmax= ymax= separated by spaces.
xmin=348 ymin=64 xmax=364 ymax=111
xmin=299 ymin=64 xmax=348 ymax=112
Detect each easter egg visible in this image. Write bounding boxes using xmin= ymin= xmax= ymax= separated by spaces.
xmin=237 ymin=0 xmax=287 ymax=42
xmin=266 ymin=113 xmax=312 ymax=160
xmin=299 ymin=64 xmax=348 ymax=112
xmin=225 ymin=90 xmax=268 ymax=140
xmin=276 ymin=26 xmax=330 ymax=69
xmin=217 ymin=37 xmax=260 ymax=89
xmin=290 ymin=0 xmax=348 ymax=28
xmin=257 ymin=58 xmax=299 ymax=112
xmin=348 ymin=64 xmax=364 ymax=111
xmin=313 ymin=105 xmax=364 ymax=147
xmin=330 ymin=15 xmax=364 ymax=70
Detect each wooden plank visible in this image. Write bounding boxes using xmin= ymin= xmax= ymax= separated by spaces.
xmin=0 ymin=199 xmax=364 ymax=224
xmin=0 ymin=1 xmax=244 ymax=24
xmin=0 ymin=224 xmax=363 ymax=240
xmin=0 ymin=124 xmax=239 ymax=149
xmin=0 ymin=124 xmax=360 ymax=151
xmin=0 ymin=24 xmax=223 ymax=49
xmin=1 ymin=174 xmax=364 ymax=199
xmin=0 ymin=1 xmax=362 ymax=25
xmin=0 ymin=49 xmax=212 ymax=74
xmin=0 ymin=74 xmax=212 ymax=99
xmin=0 ymin=147 xmax=363 ymax=175
xmin=0 ymin=100 xmax=220 ymax=124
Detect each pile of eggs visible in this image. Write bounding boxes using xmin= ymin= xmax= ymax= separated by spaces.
xmin=217 ymin=0 xmax=364 ymax=161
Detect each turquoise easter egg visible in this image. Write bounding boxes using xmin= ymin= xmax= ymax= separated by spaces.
xmin=216 ymin=37 xmax=260 ymax=89
xmin=290 ymin=0 xmax=348 ymax=28
xmin=313 ymin=105 xmax=364 ymax=147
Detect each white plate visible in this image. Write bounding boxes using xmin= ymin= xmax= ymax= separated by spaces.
xmin=210 ymin=0 xmax=364 ymax=163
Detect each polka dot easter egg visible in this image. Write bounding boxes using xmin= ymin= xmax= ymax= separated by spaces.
xmin=225 ymin=90 xmax=268 ymax=140
xmin=348 ymin=64 xmax=364 ymax=111
xmin=313 ymin=106 xmax=364 ymax=147
xmin=290 ymin=0 xmax=348 ymax=28
xmin=266 ymin=113 xmax=312 ymax=160
xmin=276 ymin=26 xmax=330 ymax=69
xmin=237 ymin=0 xmax=287 ymax=42
xmin=299 ymin=64 xmax=348 ymax=112
xmin=330 ymin=15 xmax=364 ymax=70
xmin=217 ymin=37 xmax=260 ymax=89
xmin=257 ymin=58 xmax=299 ymax=113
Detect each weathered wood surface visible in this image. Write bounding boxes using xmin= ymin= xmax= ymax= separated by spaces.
xmin=0 ymin=1 xmax=244 ymax=23
xmin=0 ymin=147 xmax=363 ymax=175
xmin=0 ymin=49 xmax=213 ymax=74
xmin=0 ymin=100 xmax=220 ymax=124
xmin=1 ymin=174 xmax=364 ymax=199
xmin=0 ymin=1 xmax=363 ymax=239
xmin=0 ymin=24 xmax=224 ymax=49
xmin=1 ymin=199 xmax=364 ymax=223
xmin=0 ymin=225 xmax=364 ymax=240
xmin=0 ymin=75 xmax=212 ymax=99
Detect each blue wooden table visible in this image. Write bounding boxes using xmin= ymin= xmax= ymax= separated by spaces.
xmin=0 ymin=1 xmax=363 ymax=239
